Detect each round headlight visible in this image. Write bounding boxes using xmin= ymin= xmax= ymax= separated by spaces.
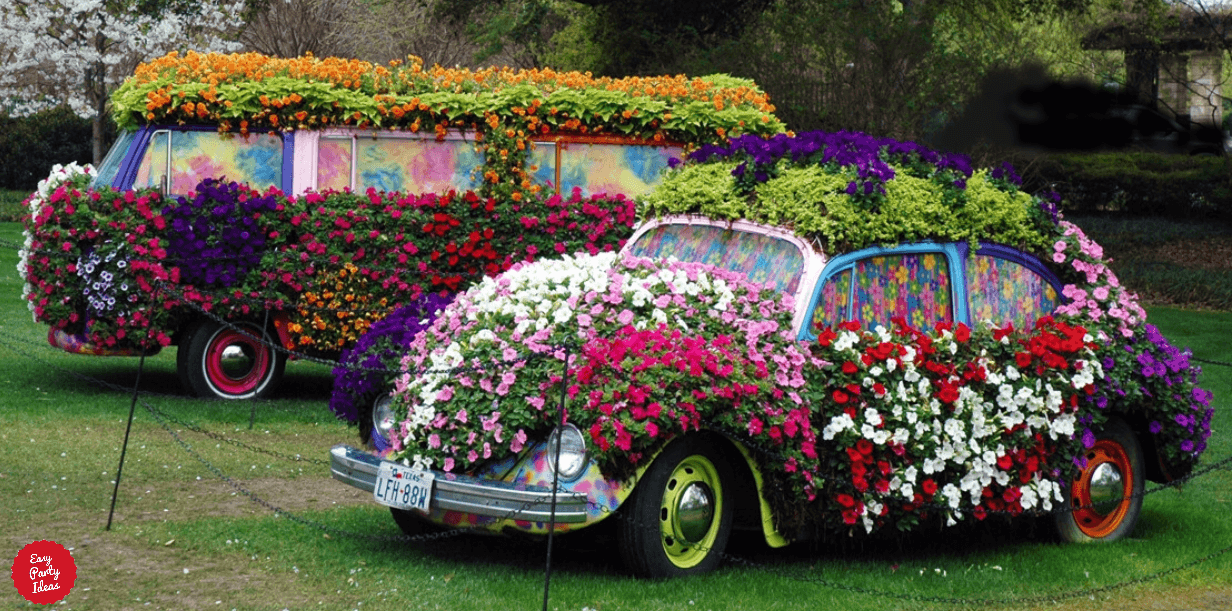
xmin=545 ymin=423 xmax=588 ymax=481
xmin=372 ymin=394 xmax=397 ymax=443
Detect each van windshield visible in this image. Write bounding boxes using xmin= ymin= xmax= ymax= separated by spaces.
xmin=90 ymin=130 xmax=136 ymax=190
xmin=625 ymin=223 xmax=805 ymax=294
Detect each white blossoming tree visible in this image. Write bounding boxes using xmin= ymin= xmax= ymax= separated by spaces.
xmin=0 ymin=0 xmax=247 ymax=163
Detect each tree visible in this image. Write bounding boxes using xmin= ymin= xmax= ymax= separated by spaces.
xmin=239 ymin=0 xmax=356 ymax=59
xmin=0 ymin=0 xmax=246 ymax=164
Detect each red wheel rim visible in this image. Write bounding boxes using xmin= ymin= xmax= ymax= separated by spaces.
xmin=1070 ymin=439 xmax=1134 ymax=539
xmin=204 ymin=325 xmax=271 ymax=396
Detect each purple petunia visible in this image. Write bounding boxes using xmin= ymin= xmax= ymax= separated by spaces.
xmin=328 ymin=292 xmax=454 ymax=423
xmin=161 ymin=178 xmax=280 ymax=287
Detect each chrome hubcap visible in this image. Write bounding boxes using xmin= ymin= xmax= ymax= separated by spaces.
xmin=219 ymin=344 xmax=255 ymax=378
xmin=675 ymin=481 xmax=715 ymax=544
xmin=1088 ymin=462 xmax=1125 ymax=515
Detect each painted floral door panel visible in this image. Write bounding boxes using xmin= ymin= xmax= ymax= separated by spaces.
xmin=812 ymin=270 xmax=852 ymax=332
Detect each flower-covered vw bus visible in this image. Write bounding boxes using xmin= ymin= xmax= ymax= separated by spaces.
xmin=21 ymin=51 xmax=781 ymax=400
xmin=328 ymin=131 xmax=1213 ymax=577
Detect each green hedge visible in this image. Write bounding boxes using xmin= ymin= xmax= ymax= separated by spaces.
xmin=0 ymin=107 xmax=113 ymax=191
xmin=1022 ymin=151 xmax=1231 ymax=220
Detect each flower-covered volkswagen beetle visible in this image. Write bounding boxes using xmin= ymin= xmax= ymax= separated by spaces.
xmin=329 ymin=131 xmax=1213 ymax=577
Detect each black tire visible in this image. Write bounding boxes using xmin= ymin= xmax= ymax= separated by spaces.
xmin=1055 ymin=418 xmax=1145 ymax=543
xmin=617 ymin=435 xmax=735 ymax=578
xmin=177 ymin=318 xmax=286 ymax=400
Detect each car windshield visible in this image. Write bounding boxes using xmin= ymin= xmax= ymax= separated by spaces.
xmin=625 ymin=223 xmax=805 ymax=294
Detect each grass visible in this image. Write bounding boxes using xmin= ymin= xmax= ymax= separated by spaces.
xmin=0 ymin=188 xmax=30 ymax=222
xmin=0 ymin=218 xmax=1230 ymax=610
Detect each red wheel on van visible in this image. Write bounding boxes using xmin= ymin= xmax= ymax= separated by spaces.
xmin=178 ymin=319 xmax=285 ymax=399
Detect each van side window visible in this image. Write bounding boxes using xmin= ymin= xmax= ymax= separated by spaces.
xmin=134 ymin=130 xmax=281 ymax=196
xmin=529 ymin=140 xmax=683 ymax=197
xmin=317 ymin=134 xmax=481 ymax=194
xmin=967 ymin=252 xmax=1059 ymax=330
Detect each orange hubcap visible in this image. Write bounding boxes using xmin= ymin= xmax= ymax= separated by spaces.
xmin=1070 ymin=439 xmax=1133 ymax=538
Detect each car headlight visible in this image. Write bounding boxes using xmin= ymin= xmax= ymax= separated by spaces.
xmin=545 ymin=423 xmax=588 ymax=481
xmin=372 ymin=394 xmax=397 ymax=443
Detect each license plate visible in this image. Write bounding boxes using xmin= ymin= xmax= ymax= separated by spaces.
xmin=374 ymin=462 xmax=434 ymax=513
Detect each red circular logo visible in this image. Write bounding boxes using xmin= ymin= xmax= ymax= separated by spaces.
xmin=10 ymin=540 xmax=76 ymax=605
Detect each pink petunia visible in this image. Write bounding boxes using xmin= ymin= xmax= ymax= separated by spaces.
xmin=510 ymin=429 xmax=528 ymax=453
xmin=617 ymin=309 xmax=634 ymax=325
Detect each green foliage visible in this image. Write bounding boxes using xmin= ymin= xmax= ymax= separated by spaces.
xmin=640 ymin=163 xmax=747 ymax=219
xmin=750 ymin=165 xmax=849 ymax=233
xmin=644 ymin=147 xmax=1054 ymax=256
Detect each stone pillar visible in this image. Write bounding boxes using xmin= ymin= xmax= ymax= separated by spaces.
xmin=1187 ymin=50 xmax=1222 ymax=127
xmin=1158 ymin=53 xmax=1189 ymax=120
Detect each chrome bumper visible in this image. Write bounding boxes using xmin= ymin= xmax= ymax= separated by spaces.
xmin=329 ymin=444 xmax=591 ymax=523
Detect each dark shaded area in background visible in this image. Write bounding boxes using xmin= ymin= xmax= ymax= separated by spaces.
xmin=929 ymin=63 xmax=1225 ymax=157
xmin=0 ymin=106 xmax=114 ymax=191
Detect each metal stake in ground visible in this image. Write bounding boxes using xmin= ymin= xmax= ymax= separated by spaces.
xmin=542 ymin=343 xmax=570 ymax=611
xmin=106 ymin=347 xmax=147 ymax=531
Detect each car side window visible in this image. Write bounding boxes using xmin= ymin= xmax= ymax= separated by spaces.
xmin=811 ymin=250 xmax=953 ymax=333
xmin=966 ymin=248 xmax=1061 ymax=330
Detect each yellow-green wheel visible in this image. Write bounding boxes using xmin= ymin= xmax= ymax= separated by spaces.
xmin=618 ymin=435 xmax=734 ymax=578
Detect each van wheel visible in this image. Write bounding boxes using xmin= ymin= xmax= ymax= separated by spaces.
xmin=618 ymin=436 xmax=734 ymax=578
xmin=178 ymin=319 xmax=285 ymax=400
xmin=1055 ymin=418 xmax=1144 ymax=543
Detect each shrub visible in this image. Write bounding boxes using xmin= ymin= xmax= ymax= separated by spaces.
xmin=1023 ymin=152 xmax=1231 ymax=220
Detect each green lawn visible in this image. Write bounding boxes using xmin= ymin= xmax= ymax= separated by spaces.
xmin=1 ymin=219 xmax=1229 ymax=610
xmin=1 ymin=188 xmax=30 ymax=222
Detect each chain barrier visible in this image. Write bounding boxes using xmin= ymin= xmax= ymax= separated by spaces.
xmin=703 ymin=418 xmax=1232 ymax=520
xmin=1194 ymin=356 xmax=1232 ymax=369
xmin=6 ymin=238 xmax=1232 ymax=606
xmin=155 ymin=278 xmax=582 ymax=380
xmin=5 ymin=313 xmax=1232 ymax=606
